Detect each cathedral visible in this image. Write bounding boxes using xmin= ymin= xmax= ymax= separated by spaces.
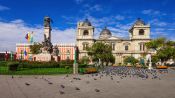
xmin=76 ymin=18 xmax=151 ymax=65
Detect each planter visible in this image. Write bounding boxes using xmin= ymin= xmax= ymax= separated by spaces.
xmin=156 ymin=65 xmax=168 ymax=69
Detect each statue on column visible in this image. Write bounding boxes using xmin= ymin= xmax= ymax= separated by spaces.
xmin=44 ymin=16 xmax=51 ymax=27
xmin=41 ymin=16 xmax=53 ymax=54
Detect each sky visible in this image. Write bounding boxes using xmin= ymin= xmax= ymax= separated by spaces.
xmin=0 ymin=0 xmax=175 ymax=51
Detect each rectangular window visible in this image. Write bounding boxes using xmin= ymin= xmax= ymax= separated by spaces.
xmin=143 ymin=45 xmax=145 ymax=51
xmin=125 ymin=46 xmax=128 ymax=51
xmin=140 ymin=44 xmax=142 ymax=51
xmin=112 ymin=43 xmax=115 ymax=50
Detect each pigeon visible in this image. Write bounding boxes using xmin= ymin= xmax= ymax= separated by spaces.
xmin=75 ymin=87 xmax=80 ymax=90
xmin=94 ymin=78 xmax=97 ymax=80
xmin=111 ymin=76 xmax=113 ymax=80
xmin=59 ymin=90 xmax=65 ymax=95
xmin=25 ymin=82 xmax=30 ymax=86
xmin=48 ymin=82 xmax=53 ymax=85
xmin=95 ymin=89 xmax=100 ymax=92
xmin=70 ymin=80 xmax=73 ymax=83
xmin=60 ymin=85 xmax=65 ymax=88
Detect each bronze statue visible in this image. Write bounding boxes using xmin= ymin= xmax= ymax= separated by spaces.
xmin=53 ymin=45 xmax=59 ymax=56
xmin=44 ymin=16 xmax=51 ymax=27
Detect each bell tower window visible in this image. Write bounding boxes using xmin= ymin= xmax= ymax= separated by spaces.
xmin=139 ymin=29 xmax=144 ymax=35
xmin=83 ymin=30 xmax=89 ymax=36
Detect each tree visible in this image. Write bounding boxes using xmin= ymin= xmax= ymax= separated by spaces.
xmin=30 ymin=42 xmax=43 ymax=54
xmin=80 ymin=56 xmax=90 ymax=64
xmin=156 ymin=46 xmax=175 ymax=64
xmin=87 ymin=42 xmax=115 ymax=67
xmin=145 ymin=37 xmax=166 ymax=51
xmin=145 ymin=37 xmax=175 ymax=64
xmin=124 ymin=56 xmax=138 ymax=66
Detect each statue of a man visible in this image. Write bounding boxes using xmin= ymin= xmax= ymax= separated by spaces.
xmin=44 ymin=16 xmax=51 ymax=27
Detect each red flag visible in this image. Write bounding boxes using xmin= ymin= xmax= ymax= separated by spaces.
xmin=5 ymin=51 xmax=8 ymax=61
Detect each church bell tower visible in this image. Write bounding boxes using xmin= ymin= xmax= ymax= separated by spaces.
xmin=129 ymin=18 xmax=150 ymax=40
xmin=76 ymin=19 xmax=95 ymax=58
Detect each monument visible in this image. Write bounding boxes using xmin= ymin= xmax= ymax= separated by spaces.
xmin=146 ymin=54 xmax=153 ymax=69
xmin=33 ymin=16 xmax=59 ymax=62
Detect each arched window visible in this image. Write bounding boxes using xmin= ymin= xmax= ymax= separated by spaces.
xmin=83 ymin=30 xmax=89 ymax=36
xmin=123 ymin=42 xmax=130 ymax=51
xmin=82 ymin=42 xmax=89 ymax=50
xmin=139 ymin=29 xmax=144 ymax=35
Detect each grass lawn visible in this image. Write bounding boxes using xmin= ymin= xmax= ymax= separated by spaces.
xmin=0 ymin=66 xmax=73 ymax=75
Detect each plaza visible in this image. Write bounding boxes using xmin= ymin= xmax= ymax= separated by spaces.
xmin=0 ymin=67 xmax=175 ymax=98
xmin=0 ymin=0 xmax=175 ymax=98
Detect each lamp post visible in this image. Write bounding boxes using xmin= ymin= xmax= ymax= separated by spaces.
xmin=73 ymin=46 xmax=78 ymax=74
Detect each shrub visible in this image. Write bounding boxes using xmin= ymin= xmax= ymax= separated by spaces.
xmin=65 ymin=66 xmax=70 ymax=69
xmin=124 ymin=56 xmax=139 ymax=66
xmin=8 ymin=62 xmax=19 ymax=71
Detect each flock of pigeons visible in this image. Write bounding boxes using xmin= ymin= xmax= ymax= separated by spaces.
xmin=12 ymin=66 xmax=168 ymax=95
xmin=99 ymin=66 xmax=168 ymax=80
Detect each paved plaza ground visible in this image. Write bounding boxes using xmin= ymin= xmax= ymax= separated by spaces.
xmin=0 ymin=68 xmax=175 ymax=98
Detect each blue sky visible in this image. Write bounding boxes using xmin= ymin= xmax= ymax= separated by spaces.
xmin=0 ymin=0 xmax=175 ymax=51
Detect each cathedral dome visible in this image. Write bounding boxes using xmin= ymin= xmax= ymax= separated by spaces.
xmin=82 ymin=19 xmax=92 ymax=26
xmin=134 ymin=18 xmax=145 ymax=26
xmin=99 ymin=27 xmax=112 ymax=39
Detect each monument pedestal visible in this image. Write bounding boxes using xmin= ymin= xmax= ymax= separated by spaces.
xmin=148 ymin=62 xmax=153 ymax=69
xmin=33 ymin=53 xmax=52 ymax=62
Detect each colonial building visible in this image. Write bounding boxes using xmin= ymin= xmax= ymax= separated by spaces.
xmin=76 ymin=18 xmax=151 ymax=65
xmin=16 ymin=43 xmax=76 ymax=61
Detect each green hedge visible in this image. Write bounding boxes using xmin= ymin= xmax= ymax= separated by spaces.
xmin=0 ymin=61 xmax=8 ymax=66
xmin=19 ymin=61 xmax=60 ymax=68
xmin=8 ymin=62 xmax=19 ymax=71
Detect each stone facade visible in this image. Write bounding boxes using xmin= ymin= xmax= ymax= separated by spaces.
xmin=76 ymin=18 xmax=151 ymax=65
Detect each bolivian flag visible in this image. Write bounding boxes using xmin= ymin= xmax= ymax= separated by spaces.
xmin=25 ymin=32 xmax=33 ymax=43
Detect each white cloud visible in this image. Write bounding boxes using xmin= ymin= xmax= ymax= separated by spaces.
xmin=0 ymin=19 xmax=76 ymax=51
xmin=75 ymin=0 xmax=84 ymax=4
xmin=150 ymin=19 xmax=167 ymax=27
xmin=115 ymin=15 xmax=125 ymax=20
xmin=82 ymin=4 xmax=102 ymax=14
xmin=142 ymin=9 xmax=166 ymax=16
xmin=0 ymin=5 xmax=10 ymax=11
